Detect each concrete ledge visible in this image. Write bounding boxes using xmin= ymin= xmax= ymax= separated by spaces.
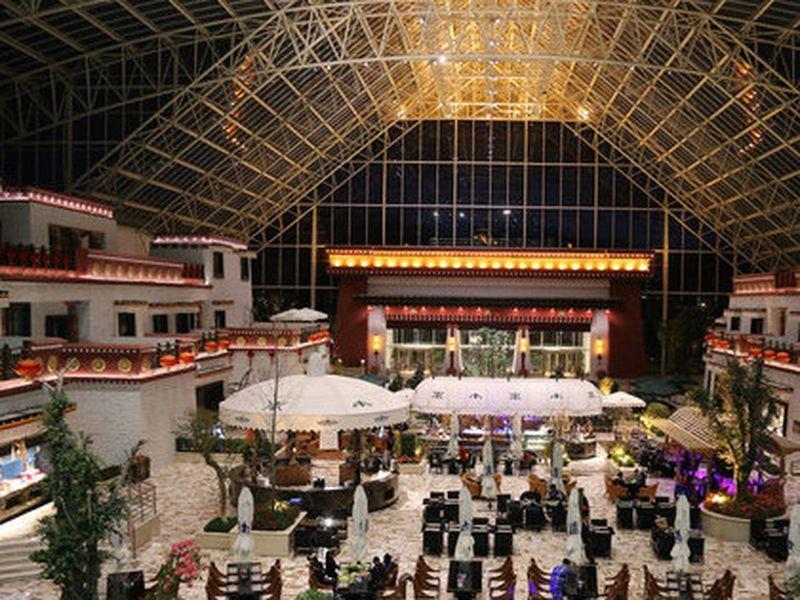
xmin=252 ymin=511 xmax=306 ymax=557
xmin=195 ymin=526 xmax=235 ymax=551
xmin=131 ymin=515 xmax=160 ymax=551
xmin=174 ymin=452 xmax=240 ymax=465
xmin=700 ymin=505 xmax=786 ymax=543
xmin=397 ymin=460 xmax=426 ymax=475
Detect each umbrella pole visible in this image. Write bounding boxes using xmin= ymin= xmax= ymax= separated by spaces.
xmin=353 ymin=429 xmax=362 ymax=486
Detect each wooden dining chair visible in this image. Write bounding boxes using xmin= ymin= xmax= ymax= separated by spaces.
xmin=489 ymin=575 xmax=515 ymax=599
xmin=769 ymin=574 xmax=789 ymax=600
xmin=637 ymin=483 xmax=659 ymax=502
xmin=382 ymin=573 xmax=411 ymax=599
xmin=411 ymin=570 xmax=440 ymax=599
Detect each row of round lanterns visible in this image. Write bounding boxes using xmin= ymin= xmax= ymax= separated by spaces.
xmin=158 ymin=339 xmax=233 ymax=370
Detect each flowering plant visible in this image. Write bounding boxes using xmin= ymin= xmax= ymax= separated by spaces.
xmin=253 ymin=501 xmax=301 ymax=531
xmin=154 ymin=539 xmax=205 ymax=599
xmin=706 ymin=479 xmax=786 ymax=520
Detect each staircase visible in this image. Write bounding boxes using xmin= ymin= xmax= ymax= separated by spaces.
xmin=0 ymin=537 xmax=43 ymax=583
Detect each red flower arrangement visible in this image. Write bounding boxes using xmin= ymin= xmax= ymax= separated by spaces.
xmin=252 ymin=503 xmax=301 ymax=531
xmin=154 ymin=539 xmax=204 ymax=599
xmin=707 ymin=479 xmax=786 ymax=520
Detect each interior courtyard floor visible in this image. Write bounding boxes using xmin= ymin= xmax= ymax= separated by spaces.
xmin=0 ymin=452 xmax=797 ymax=599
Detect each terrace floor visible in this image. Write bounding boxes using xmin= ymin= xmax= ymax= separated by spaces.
xmin=0 ymin=450 xmax=794 ymax=599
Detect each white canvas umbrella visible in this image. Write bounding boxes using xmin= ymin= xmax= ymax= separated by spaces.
xmin=787 ymin=503 xmax=800 ymax=580
xmin=232 ymin=487 xmax=254 ymax=563
xmin=446 ymin=413 xmax=460 ymax=459
xmin=219 ymin=373 xmax=410 ymax=432
xmin=270 ymin=308 xmax=328 ymax=322
xmin=551 ymin=441 xmax=565 ymax=494
xmin=350 ymin=485 xmax=369 ymax=563
xmin=454 ymin=485 xmax=475 ymax=560
xmin=565 ymin=488 xmax=587 ymax=565
xmin=510 ymin=414 xmax=524 ymax=459
xmin=602 ymin=391 xmax=646 ymax=409
xmin=671 ymin=495 xmax=691 ymax=573
xmin=481 ymin=438 xmax=497 ymax=500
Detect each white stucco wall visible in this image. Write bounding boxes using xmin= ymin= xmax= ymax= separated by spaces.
xmin=0 ymin=202 xmax=118 ymax=250
xmin=66 ymin=371 xmax=196 ymax=470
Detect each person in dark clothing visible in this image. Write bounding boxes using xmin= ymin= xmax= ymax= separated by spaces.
xmin=581 ymin=515 xmax=595 ymax=563
xmin=324 ymin=549 xmax=339 ymax=582
xmin=549 ymin=559 xmax=576 ymax=600
xmin=578 ymin=487 xmax=590 ymax=518
xmin=547 ymin=483 xmax=566 ymax=503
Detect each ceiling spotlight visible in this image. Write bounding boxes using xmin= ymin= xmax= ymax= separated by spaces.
xmin=577 ymin=106 xmax=591 ymax=121
xmin=502 ymin=209 xmax=511 ymax=216
xmin=459 ymin=211 xmax=466 ymax=218
xmin=437 ymin=54 xmax=447 ymax=65
xmin=397 ymin=105 xmax=407 ymax=118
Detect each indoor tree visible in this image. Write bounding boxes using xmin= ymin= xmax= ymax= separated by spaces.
xmin=174 ymin=409 xmax=233 ymax=516
xmin=31 ymin=381 xmax=130 ymax=600
xmin=689 ymin=358 xmax=779 ymax=497
xmin=659 ymin=305 xmax=710 ymax=375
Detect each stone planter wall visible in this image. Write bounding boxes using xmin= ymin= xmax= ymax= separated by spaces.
xmin=397 ymin=459 xmax=426 ymax=475
xmin=195 ymin=526 xmax=236 ymax=551
xmin=252 ymin=511 xmax=306 ymax=557
xmin=700 ymin=505 xmax=786 ymax=543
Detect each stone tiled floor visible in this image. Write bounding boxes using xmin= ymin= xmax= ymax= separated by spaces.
xmin=1 ymin=456 xmax=797 ymax=599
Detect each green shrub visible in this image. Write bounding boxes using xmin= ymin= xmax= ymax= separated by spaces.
xmin=204 ymin=516 xmax=237 ymax=533
xmin=398 ymin=431 xmax=418 ymax=458
xmin=644 ymin=402 xmax=671 ymax=419
xmin=175 ymin=435 xmax=249 ymax=454
xmin=295 ymin=591 xmax=329 ymax=600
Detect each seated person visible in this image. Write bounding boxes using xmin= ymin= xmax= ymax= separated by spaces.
xmin=612 ymin=470 xmax=625 ymax=487
xmin=324 ymin=549 xmax=339 ymax=581
xmin=370 ymin=556 xmax=387 ymax=589
xmin=546 ymin=483 xmax=566 ymax=503
xmin=520 ymin=490 xmax=541 ymax=503
xmin=309 ymin=555 xmax=336 ymax=587
xmin=549 ymin=559 xmax=577 ymax=600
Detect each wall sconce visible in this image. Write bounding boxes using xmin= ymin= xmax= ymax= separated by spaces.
xmin=519 ymin=338 xmax=529 ymax=353
xmin=371 ymin=334 xmax=383 ymax=353
xmin=594 ymin=338 xmax=605 ymax=360
xmin=447 ymin=337 xmax=457 ymax=352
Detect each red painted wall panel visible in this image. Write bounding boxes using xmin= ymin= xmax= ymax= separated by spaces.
xmin=608 ymin=280 xmax=646 ymax=378
xmin=333 ymin=277 xmax=368 ymax=367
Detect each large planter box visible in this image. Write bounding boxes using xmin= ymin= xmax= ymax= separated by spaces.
xmin=174 ymin=452 xmax=241 ymax=465
xmin=252 ymin=511 xmax=306 ymax=557
xmin=700 ymin=505 xmax=786 ymax=542
xmin=397 ymin=459 xmax=427 ymax=475
xmin=195 ymin=525 xmax=236 ymax=551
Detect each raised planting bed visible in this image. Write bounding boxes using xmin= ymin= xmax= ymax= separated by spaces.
xmin=252 ymin=510 xmax=306 ymax=557
xmin=195 ymin=516 xmax=237 ymax=550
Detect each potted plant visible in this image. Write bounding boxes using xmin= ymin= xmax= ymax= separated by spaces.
xmin=126 ymin=453 xmax=151 ymax=483
xmin=395 ymin=431 xmax=426 ymax=474
xmin=295 ymin=590 xmax=330 ymax=600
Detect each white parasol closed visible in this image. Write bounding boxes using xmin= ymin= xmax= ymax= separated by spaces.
xmin=671 ymin=495 xmax=691 ymax=573
xmin=551 ymin=441 xmax=565 ymax=494
xmin=350 ymin=485 xmax=369 ymax=563
xmin=510 ymin=414 xmax=524 ymax=459
xmin=446 ymin=413 xmax=460 ymax=459
xmin=454 ymin=485 xmax=474 ymax=560
xmin=565 ymin=488 xmax=587 ymax=565
xmin=481 ymin=438 xmax=497 ymax=500
xmin=232 ymin=487 xmax=254 ymax=563
xmin=787 ymin=503 xmax=800 ymax=580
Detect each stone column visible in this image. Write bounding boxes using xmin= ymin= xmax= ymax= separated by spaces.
xmin=444 ymin=323 xmax=463 ymax=375
xmin=589 ymin=310 xmax=609 ymax=377
xmin=512 ymin=325 xmax=532 ymax=376
xmin=366 ymin=305 xmax=387 ymax=375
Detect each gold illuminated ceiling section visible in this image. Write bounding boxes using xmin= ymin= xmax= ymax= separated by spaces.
xmin=327 ymin=247 xmax=653 ymax=277
xmin=400 ymin=0 xmax=593 ymax=121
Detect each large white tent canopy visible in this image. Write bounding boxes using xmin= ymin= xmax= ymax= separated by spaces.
xmin=412 ymin=377 xmax=602 ymax=417
xmin=219 ymin=374 xmax=409 ymax=432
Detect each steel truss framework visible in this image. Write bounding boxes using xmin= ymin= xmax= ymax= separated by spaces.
xmin=2 ymin=1 xmax=800 ymax=269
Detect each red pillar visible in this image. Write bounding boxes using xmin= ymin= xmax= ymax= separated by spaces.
xmin=608 ymin=280 xmax=646 ymax=378
xmin=333 ymin=277 xmax=368 ymax=367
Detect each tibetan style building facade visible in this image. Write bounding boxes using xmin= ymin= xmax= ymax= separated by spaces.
xmin=329 ymin=246 xmax=654 ymax=379
xmin=0 ymin=188 xmax=328 ymax=524
xmin=704 ymin=268 xmax=800 ymax=457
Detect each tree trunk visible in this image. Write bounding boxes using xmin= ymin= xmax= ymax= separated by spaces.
xmin=206 ymin=455 xmax=228 ymax=516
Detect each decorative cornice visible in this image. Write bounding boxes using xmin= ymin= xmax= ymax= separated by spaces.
xmin=326 ymin=246 xmax=653 ymax=278
xmin=152 ymin=235 xmax=248 ymax=251
xmin=0 ymin=187 xmax=114 ymax=219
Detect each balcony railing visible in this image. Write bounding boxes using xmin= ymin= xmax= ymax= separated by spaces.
xmin=0 ymin=243 xmax=75 ymax=271
xmin=0 ymin=243 xmax=204 ymax=285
